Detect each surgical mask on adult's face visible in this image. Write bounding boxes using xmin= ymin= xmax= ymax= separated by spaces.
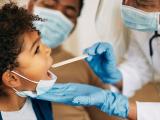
xmin=121 ymin=5 xmax=160 ymax=32
xmin=33 ymin=6 xmax=74 ymax=48
xmin=12 ymin=71 xmax=57 ymax=98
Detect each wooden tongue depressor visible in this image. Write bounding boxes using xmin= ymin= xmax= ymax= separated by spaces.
xmin=52 ymin=54 xmax=89 ymax=68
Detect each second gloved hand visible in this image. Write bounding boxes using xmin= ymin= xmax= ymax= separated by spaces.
xmin=35 ymin=83 xmax=102 ymax=105
xmin=73 ymin=90 xmax=129 ymax=118
xmin=84 ymin=42 xmax=122 ymax=84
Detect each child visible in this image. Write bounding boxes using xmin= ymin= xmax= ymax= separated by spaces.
xmin=0 ymin=3 xmax=56 ymax=120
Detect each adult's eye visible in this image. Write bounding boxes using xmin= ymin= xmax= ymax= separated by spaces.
xmin=65 ymin=8 xmax=77 ymax=19
xmin=137 ymin=0 xmax=156 ymax=6
xmin=43 ymin=0 xmax=57 ymax=9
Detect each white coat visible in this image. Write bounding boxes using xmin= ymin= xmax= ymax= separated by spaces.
xmin=89 ymin=0 xmax=160 ymax=119
xmin=118 ymin=29 xmax=160 ymax=120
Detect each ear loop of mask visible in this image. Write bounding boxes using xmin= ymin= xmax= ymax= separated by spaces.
xmin=149 ymin=31 xmax=160 ymax=97
xmin=11 ymin=71 xmax=39 ymax=93
xmin=11 ymin=71 xmax=39 ymax=84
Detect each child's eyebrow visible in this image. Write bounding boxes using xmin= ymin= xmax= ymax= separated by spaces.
xmin=30 ymin=37 xmax=40 ymax=51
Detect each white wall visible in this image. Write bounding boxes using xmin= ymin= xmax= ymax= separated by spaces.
xmin=63 ymin=0 xmax=100 ymax=55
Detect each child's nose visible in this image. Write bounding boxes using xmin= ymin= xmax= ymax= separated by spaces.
xmin=45 ymin=46 xmax=51 ymax=55
xmin=41 ymin=43 xmax=51 ymax=55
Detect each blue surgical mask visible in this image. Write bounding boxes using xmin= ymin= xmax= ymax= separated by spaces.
xmin=12 ymin=71 xmax=57 ymax=98
xmin=121 ymin=5 xmax=160 ymax=31
xmin=34 ymin=7 xmax=74 ymax=48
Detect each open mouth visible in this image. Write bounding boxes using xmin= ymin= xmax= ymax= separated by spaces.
xmin=47 ymin=71 xmax=52 ymax=79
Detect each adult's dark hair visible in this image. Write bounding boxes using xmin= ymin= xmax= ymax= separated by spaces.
xmin=0 ymin=2 xmax=42 ymax=93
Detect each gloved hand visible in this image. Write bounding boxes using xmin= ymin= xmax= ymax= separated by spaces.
xmin=73 ymin=90 xmax=129 ymax=118
xmin=36 ymin=83 xmax=102 ymax=105
xmin=84 ymin=42 xmax=122 ymax=84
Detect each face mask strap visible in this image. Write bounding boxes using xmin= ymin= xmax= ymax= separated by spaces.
xmin=11 ymin=71 xmax=39 ymax=84
xmin=12 ymin=87 xmax=22 ymax=95
xmin=12 ymin=87 xmax=18 ymax=92
xmin=12 ymin=87 xmax=28 ymax=97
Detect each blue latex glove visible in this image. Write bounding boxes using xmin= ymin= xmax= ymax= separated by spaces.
xmin=84 ymin=42 xmax=122 ymax=84
xmin=73 ymin=90 xmax=129 ymax=118
xmin=36 ymin=83 xmax=102 ymax=105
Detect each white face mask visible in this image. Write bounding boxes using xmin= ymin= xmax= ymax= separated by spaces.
xmin=11 ymin=71 xmax=57 ymax=98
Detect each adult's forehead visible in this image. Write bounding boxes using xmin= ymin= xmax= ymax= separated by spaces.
xmin=123 ymin=0 xmax=160 ymax=11
xmin=137 ymin=0 xmax=160 ymax=5
xmin=123 ymin=0 xmax=160 ymax=5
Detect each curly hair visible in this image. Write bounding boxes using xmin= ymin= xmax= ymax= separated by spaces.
xmin=0 ymin=3 xmax=42 ymax=89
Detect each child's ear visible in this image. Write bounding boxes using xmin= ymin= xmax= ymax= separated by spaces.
xmin=2 ymin=71 xmax=21 ymax=88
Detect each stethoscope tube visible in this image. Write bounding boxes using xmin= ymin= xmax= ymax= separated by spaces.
xmin=149 ymin=31 xmax=160 ymax=57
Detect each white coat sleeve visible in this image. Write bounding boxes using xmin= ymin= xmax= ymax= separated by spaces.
xmin=118 ymin=32 xmax=153 ymax=97
xmin=137 ymin=102 xmax=160 ymax=120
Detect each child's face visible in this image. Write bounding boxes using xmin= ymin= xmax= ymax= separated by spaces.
xmin=14 ymin=31 xmax=53 ymax=91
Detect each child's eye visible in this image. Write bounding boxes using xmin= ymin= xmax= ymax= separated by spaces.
xmin=34 ymin=46 xmax=40 ymax=54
